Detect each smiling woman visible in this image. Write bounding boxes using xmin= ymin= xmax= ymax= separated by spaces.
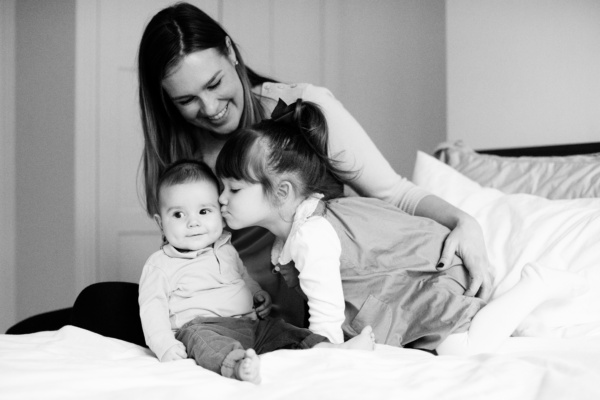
xmin=69 ymin=1 xmax=492 ymax=340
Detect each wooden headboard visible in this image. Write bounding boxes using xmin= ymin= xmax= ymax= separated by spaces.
xmin=478 ymin=142 xmax=600 ymax=157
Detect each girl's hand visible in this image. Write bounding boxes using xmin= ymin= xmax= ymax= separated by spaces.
xmin=253 ymin=290 xmax=273 ymax=318
xmin=437 ymin=216 xmax=493 ymax=300
xmin=161 ymin=342 xmax=187 ymax=362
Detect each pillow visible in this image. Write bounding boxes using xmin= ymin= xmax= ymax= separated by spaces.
xmin=434 ymin=141 xmax=600 ymax=199
xmin=413 ymin=151 xmax=600 ymax=338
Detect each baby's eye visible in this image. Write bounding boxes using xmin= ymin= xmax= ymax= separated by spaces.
xmin=199 ymin=209 xmax=209 ymax=215
xmin=173 ymin=211 xmax=184 ymax=218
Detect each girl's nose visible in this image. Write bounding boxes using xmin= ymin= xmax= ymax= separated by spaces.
xmin=218 ymin=192 xmax=227 ymax=205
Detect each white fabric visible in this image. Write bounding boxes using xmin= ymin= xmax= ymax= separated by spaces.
xmin=413 ymin=151 xmax=600 ymax=337
xmin=260 ymin=83 xmax=430 ymax=214
xmin=3 ymin=326 xmax=600 ymax=400
xmin=272 ymin=195 xmax=345 ymax=343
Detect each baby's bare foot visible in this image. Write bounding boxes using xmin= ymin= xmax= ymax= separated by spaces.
xmin=521 ymin=262 xmax=587 ymax=300
xmin=235 ymin=349 xmax=261 ymax=384
xmin=316 ymin=326 xmax=376 ymax=351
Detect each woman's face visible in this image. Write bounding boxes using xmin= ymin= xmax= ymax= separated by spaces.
xmin=162 ymin=48 xmax=244 ymax=135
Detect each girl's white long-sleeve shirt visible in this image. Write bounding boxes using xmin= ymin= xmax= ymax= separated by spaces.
xmin=272 ymin=195 xmax=346 ymax=344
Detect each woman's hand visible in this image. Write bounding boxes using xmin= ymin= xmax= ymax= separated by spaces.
xmin=437 ymin=216 xmax=492 ymax=300
xmin=253 ymin=290 xmax=273 ymax=319
xmin=415 ymin=195 xmax=493 ymax=300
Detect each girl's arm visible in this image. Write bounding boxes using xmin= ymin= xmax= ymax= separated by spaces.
xmin=303 ymin=85 xmax=492 ymax=299
xmin=289 ymin=218 xmax=346 ymax=344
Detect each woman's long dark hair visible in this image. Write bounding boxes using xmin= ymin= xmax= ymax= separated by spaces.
xmin=216 ymin=100 xmax=357 ymax=202
xmin=138 ymin=2 xmax=272 ymax=216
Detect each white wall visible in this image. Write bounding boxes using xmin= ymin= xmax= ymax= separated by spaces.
xmin=13 ymin=0 xmax=77 ymax=330
xmin=447 ymin=0 xmax=600 ymax=149
xmin=0 ymin=0 xmax=17 ymax=333
xmin=224 ymin=0 xmax=446 ymax=177
xmin=329 ymin=0 xmax=446 ymax=177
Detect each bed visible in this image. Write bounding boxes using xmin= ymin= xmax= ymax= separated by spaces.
xmin=3 ymin=141 xmax=600 ymax=400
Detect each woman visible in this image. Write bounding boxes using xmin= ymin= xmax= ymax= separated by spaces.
xmin=135 ymin=2 xmax=491 ymax=325
xmin=61 ymin=2 xmax=491 ymax=340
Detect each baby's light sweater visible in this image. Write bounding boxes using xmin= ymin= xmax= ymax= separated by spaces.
xmin=139 ymin=232 xmax=262 ymax=360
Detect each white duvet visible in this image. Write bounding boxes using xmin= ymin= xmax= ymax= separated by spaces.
xmin=2 ymin=154 xmax=600 ymax=400
xmin=1 ymin=326 xmax=600 ymax=400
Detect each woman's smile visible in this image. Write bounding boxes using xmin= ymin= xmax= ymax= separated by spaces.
xmin=206 ymin=102 xmax=229 ymax=122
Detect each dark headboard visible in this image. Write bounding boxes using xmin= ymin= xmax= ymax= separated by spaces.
xmin=478 ymin=142 xmax=600 ymax=157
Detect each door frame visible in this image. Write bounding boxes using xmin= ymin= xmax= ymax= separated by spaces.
xmin=74 ymin=0 xmax=100 ymax=292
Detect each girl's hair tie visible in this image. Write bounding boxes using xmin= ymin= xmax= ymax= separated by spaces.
xmin=270 ymin=98 xmax=303 ymax=124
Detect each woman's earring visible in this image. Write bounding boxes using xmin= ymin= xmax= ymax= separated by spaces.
xmin=234 ymin=60 xmax=239 ymax=66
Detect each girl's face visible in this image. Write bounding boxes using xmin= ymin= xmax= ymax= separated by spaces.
xmin=155 ymin=180 xmax=224 ymax=251
xmin=162 ymin=47 xmax=244 ymax=136
xmin=219 ymin=178 xmax=274 ymax=231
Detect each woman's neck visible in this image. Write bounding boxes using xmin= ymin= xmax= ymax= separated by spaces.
xmin=194 ymin=131 xmax=227 ymax=170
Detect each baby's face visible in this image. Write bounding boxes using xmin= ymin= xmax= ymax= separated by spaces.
xmin=156 ymin=180 xmax=223 ymax=251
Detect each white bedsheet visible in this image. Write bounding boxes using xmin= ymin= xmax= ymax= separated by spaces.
xmin=2 ymin=326 xmax=600 ymax=400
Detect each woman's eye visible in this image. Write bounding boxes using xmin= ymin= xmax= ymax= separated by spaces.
xmin=177 ymin=98 xmax=194 ymax=106
xmin=207 ymin=79 xmax=222 ymax=90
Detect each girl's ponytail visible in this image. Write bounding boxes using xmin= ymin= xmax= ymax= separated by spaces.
xmin=271 ymin=99 xmax=356 ymax=199
xmin=272 ymin=99 xmax=330 ymax=167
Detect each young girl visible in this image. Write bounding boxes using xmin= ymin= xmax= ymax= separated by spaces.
xmin=215 ymin=99 xmax=585 ymax=354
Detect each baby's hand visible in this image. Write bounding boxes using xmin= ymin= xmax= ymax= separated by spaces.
xmin=161 ymin=342 xmax=187 ymax=362
xmin=253 ymin=290 xmax=272 ymax=319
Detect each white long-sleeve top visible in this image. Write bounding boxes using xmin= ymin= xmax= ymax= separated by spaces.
xmin=271 ymin=195 xmax=345 ymax=344
xmin=139 ymin=232 xmax=262 ymax=360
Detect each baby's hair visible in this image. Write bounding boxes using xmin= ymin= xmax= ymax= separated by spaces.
xmin=157 ymin=159 xmax=219 ymax=204
xmin=215 ymin=99 xmax=356 ymax=203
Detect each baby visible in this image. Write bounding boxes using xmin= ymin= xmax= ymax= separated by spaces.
xmin=138 ymin=160 xmax=374 ymax=384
